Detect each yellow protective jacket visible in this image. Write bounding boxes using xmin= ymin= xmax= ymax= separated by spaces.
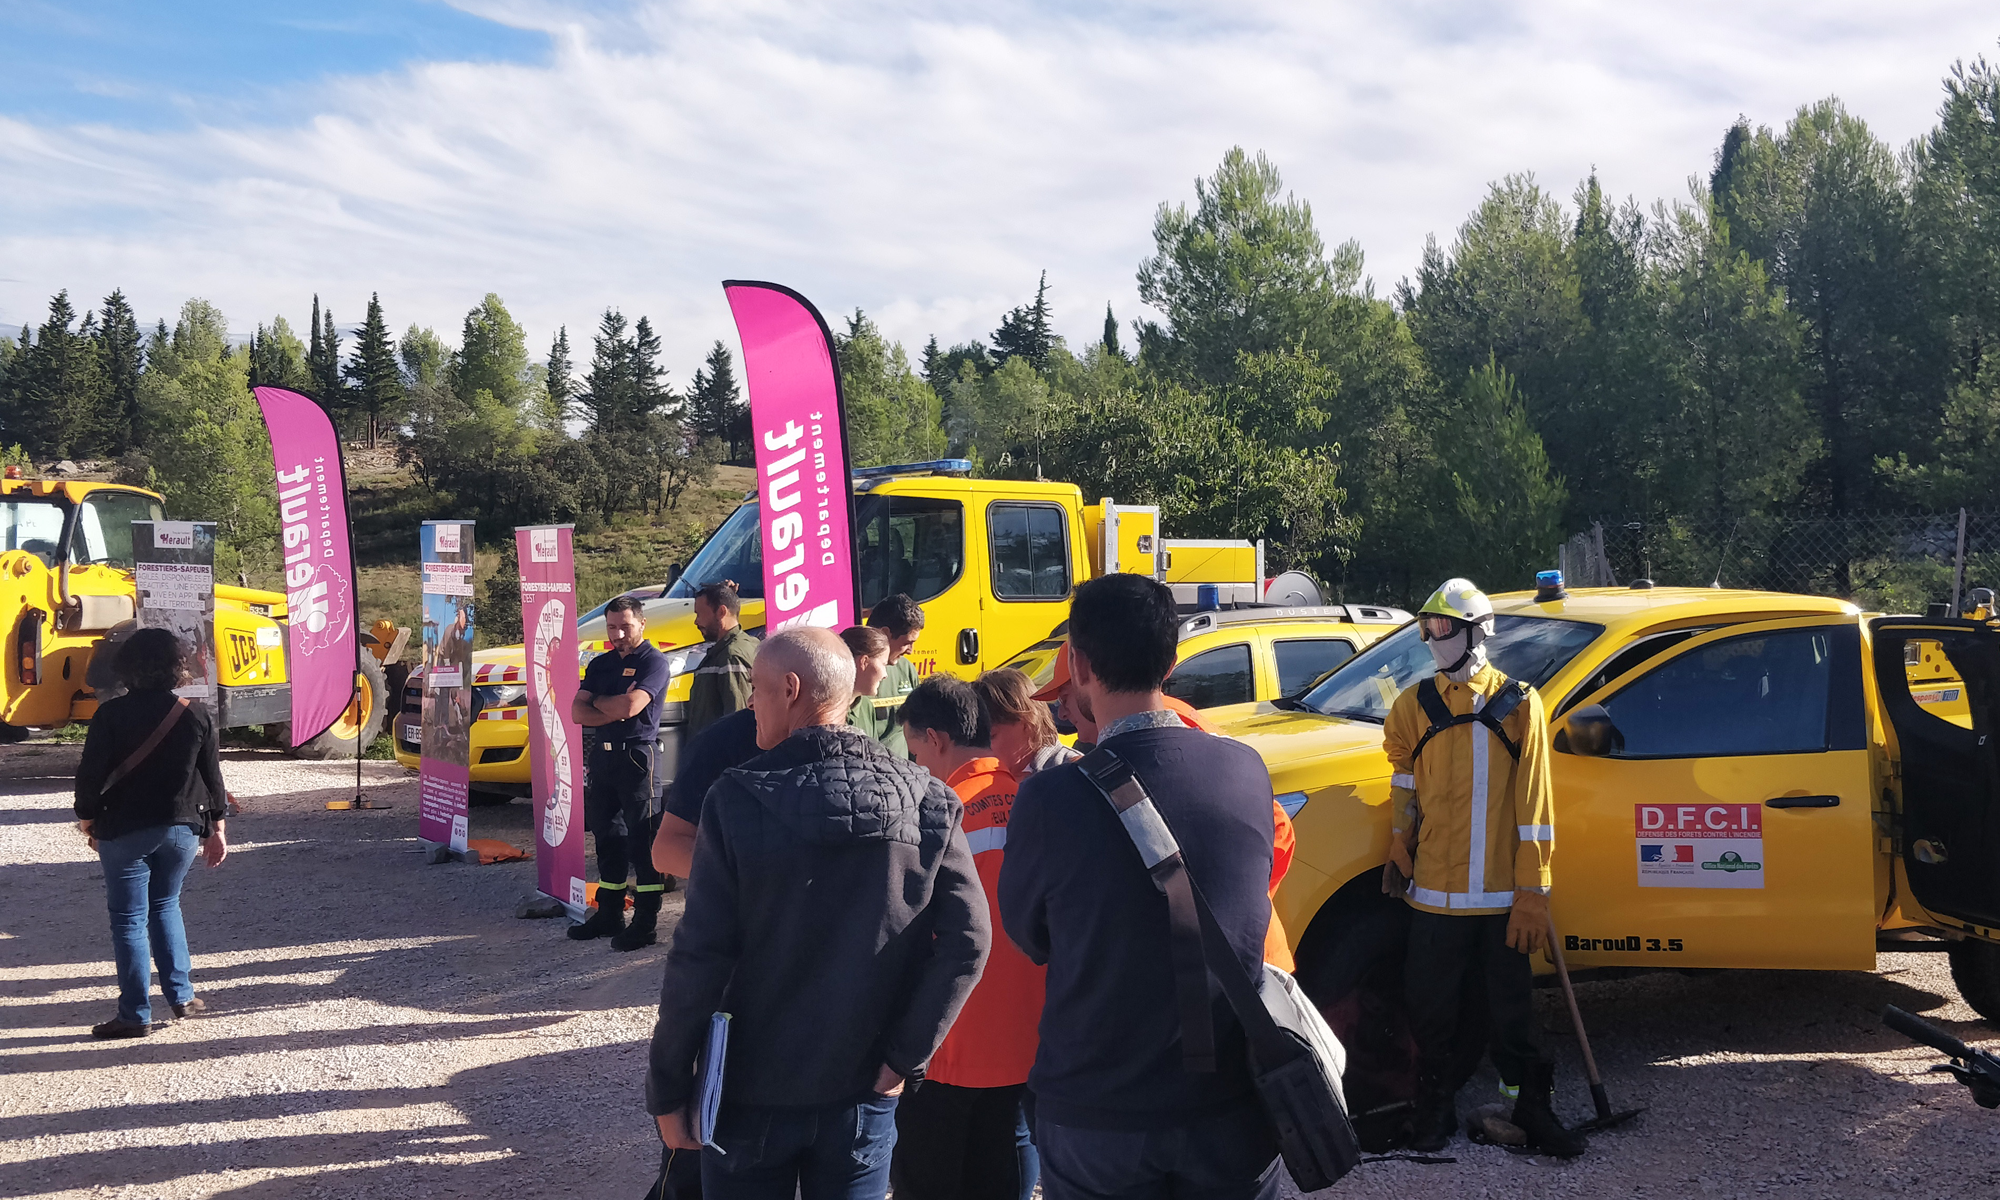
xmin=1384 ymin=664 xmax=1554 ymax=916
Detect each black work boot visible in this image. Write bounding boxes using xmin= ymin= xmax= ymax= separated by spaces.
xmin=1510 ymin=1062 xmax=1587 ymax=1158
xmin=1407 ymin=1072 xmax=1457 ymax=1152
xmin=612 ymin=887 xmax=663 ymax=952
xmin=568 ymin=886 xmax=627 ymax=941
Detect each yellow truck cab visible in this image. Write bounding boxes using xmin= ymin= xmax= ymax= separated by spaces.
xmin=0 ymin=476 xmax=387 ymax=754
xmin=1223 ymin=583 xmax=2000 ymax=1023
xmin=397 ymin=460 xmax=1271 ymax=797
xmin=1001 ymin=604 xmax=1411 ymax=712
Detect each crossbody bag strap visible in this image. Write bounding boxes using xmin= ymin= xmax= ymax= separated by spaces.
xmin=100 ymin=697 xmax=191 ymax=796
xmin=1077 ymin=747 xmax=1217 ymax=1074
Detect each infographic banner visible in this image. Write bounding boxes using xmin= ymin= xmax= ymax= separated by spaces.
xmin=519 ymin=525 xmax=584 ymax=913
xmin=419 ymin=521 xmax=476 ymax=854
xmin=131 ymin=520 xmax=220 ymax=718
xmin=251 ymin=386 xmax=358 ymax=747
xmin=723 ymin=281 xmax=858 ymax=632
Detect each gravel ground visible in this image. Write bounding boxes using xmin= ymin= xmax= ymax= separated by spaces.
xmin=4 ymin=741 xmax=1999 ymax=1199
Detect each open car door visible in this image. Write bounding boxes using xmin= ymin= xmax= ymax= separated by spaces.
xmin=1871 ymin=617 xmax=2000 ymax=936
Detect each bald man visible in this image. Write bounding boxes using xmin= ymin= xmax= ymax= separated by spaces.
xmin=647 ymin=627 xmax=991 ymax=1200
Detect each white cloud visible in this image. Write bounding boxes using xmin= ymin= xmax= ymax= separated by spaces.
xmin=0 ymin=0 xmax=1994 ymax=380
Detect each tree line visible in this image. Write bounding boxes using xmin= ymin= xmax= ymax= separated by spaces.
xmin=3 ymin=45 xmax=1997 ymax=601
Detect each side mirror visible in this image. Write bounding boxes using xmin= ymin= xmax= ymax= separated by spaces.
xmin=1565 ymin=704 xmax=1623 ymax=757
xmin=666 ymin=562 xmax=683 ymax=585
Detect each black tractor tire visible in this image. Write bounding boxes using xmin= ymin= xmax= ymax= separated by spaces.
xmin=1948 ymin=939 xmax=2000 ymax=1026
xmin=0 ymin=722 xmax=30 ymax=744
xmin=289 ymin=654 xmax=389 ymax=760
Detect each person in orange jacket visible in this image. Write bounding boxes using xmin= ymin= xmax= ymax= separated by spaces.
xmin=1033 ymin=643 xmax=1298 ymax=971
xmin=895 ymin=674 xmax=1043 ymax=1200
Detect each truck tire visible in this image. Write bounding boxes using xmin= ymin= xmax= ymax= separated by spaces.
xmin=1948 ymin=939 xmax=2000 ymax=1025
xmin=1292 ymin=877 xmax=1421 ymax=1151
xmin=289 ymin=655 xmax=389 ymax=760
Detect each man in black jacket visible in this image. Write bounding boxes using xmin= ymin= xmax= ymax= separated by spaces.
xmin=999 ymin=574 xmax=1281 ymax=1200
xmin=648 ymin=626 xmax=990 ymax=1200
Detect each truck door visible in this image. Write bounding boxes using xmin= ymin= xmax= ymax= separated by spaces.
xmin=1551 ymin=616 xmax=1877 ymax=969
xmin=1870 ymin=618 xmax=2000 ymax=933
xmin=854 ymin=493 xmax=968 ymax=681
xmin=979 ymin=496 xmax=1075 ymax=671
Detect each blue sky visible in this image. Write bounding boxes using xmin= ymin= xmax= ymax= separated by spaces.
xmin=2 ymin=2 xmax=1997 ymax=383
xmin=0 ymin=2 xmax=548 ymax=127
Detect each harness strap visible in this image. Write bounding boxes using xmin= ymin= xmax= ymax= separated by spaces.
xmin=1409 ymin=676 xmax=1530 ymax=763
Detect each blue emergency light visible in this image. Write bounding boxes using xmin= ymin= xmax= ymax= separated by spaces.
xmin=1535 ymin=570 xmax=1568 ymax=602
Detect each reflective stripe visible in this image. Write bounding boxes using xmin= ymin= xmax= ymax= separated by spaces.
xmin=1498 ymin=1083 xmax=1520 ymax=1100
xmin=695 ymin=664 xmax=753 ymax=675
xmin=964 ymin=826 xmax=1008 ymax=856
xmin=1408 ymin=884 xmax=1517 ymax=910
xmin=1518 ymin=824 xmax=1553 ymax=842
xmin=634 ymin=883 xmax=668 ymax=893
xmin=1467 ymin=693 xmax=1489 ymax=899
xmin=596 ymin=880 xmax=629 ymax=890
xmin=1390 ymin=772 xmax=1415 ymax=790
xmin=1119 ymin=798 xmax=1180 ymax=868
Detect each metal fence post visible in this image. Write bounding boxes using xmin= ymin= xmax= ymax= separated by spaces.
xmin=1952 ymin=507 xmax=1969 ymax=615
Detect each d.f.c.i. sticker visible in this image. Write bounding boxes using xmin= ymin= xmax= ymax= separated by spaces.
xmin=1635 ymin=803 xmax=1763 ymax=889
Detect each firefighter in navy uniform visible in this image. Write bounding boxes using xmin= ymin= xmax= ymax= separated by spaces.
xmin=568 ymin=595 xmax=672 ymax=952
xmin=1383 ymin=578 xmax=1587 ymax=1157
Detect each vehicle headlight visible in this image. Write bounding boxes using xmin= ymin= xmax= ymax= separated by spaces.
xmin=1275 ymin=790 xmax=1311 ymax=818
xmin=476 ymin=683 xmax=527 ymax=712
xmin=663 ymin=644 xmax=711 ymax=677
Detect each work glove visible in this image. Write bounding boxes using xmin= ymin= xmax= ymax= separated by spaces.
xmin=1506 ymin=889 xmax=1551 ymax=957
xmin=1381 ymin=831 xmax=1415 ymax=896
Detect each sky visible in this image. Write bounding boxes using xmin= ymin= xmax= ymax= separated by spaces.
xmin=2 ymin=1 xmax=1997 ymax=384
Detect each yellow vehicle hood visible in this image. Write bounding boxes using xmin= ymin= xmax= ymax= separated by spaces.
xmin=1207 ymin=702 xmax=1392 ymax=793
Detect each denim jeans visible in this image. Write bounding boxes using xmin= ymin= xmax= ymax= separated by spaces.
xmin=700 ymin=1092 xmax=898 ymax=1200
xmin=98 ymin=824 xmax=200 ymax=1024
xmin=1034 ymin=1100 xmax=1280 ymax=1200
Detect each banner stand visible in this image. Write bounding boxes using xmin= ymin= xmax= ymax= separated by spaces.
xmin=417 ymin=520 xmax=477 ymax=863
xmin=518 ymin=524 xmax=587 ymax=920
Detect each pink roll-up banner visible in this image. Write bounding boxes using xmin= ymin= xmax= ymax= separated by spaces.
xmin=723 ymin=282 xmax=859 ymax=632
xmin=419 ymin=521 xmax=475 ymax=855
xmin=519 ymin=525 xmax=585 ymax=915
xmin=252 ymin=387 xmax=358 ymax=746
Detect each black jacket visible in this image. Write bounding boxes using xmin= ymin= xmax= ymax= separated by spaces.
xmin=999 ymin=725 xmax=1275 ymax=1130
xmin=647 ymin=724 xmax=990 ymax=1113
xmin=74 ymin=689 xmax=228 ymax=842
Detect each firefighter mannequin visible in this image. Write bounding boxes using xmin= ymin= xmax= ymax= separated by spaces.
xmin=1382 ymin=579 xmax=1586 ymax=1157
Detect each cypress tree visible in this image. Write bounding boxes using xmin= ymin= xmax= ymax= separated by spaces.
xmin=1101 ymin=303 xmax=1124 ymax=359
xmin=306 ymin=294 xmax=345 ymax=412
xmin=342 ymin=292 xmax=402 ymax=448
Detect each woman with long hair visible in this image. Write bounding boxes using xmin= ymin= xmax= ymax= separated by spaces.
xmin=973 ymin=668 xmax=1078 ymax=780
xmin=74 ymin=628 xmax=229 ymax=1038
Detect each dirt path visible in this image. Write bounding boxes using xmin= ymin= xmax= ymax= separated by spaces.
xmin=4 ymin=743 xmax=1998 ymax=1199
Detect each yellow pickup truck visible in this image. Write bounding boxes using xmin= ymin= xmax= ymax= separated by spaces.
xmin=1221 ymin=584 xmax=2000 ymax=1024
xmin=395 ymin=461 xmax=1275 ymax=798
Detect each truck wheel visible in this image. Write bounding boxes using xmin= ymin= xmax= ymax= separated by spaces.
xmin=1292 ymin=878 xmax=1421 ymax=1151
xmin=1948 ymin=939 xmax=2000 ymax=1025
xmin=289 ymin=655 xmax=389 ymax=760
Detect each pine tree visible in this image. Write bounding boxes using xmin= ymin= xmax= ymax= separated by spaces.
xmin=921 ymin=335 xmax=944 ymax=389
xmin=632 ymin=315 xmax=674 ymax=417
xmin=306 ymin=295 xmax=344 ymax=412
xmin=543 ymin=326 xmax=574 ymax=430
xmin=992 ymin=271 xmax=1055 ymax=372
xmin=96 ymin=289 xmax=143 ymax=452
xmin=687 ymin=340 xmax=743 ymax=458
xmin=583 ymin=309 xmax=634 ymax=435
xmin=1101 ymin=303 xmax=1124 ymax=359
xmin=342 ymin=292 xmax=403 ymax=448
xmin=3 ymin=291 xmax=110 ymax=458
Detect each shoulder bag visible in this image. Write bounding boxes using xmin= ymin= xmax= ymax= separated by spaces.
xmin=1077 ymin=746 xmax=1361 ymax=1192
xmin=99 ymin=697 xmax=192 ymax=797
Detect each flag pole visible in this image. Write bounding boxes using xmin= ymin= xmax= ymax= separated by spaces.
xmin=325 ymin=418 xmax=388 ymax=810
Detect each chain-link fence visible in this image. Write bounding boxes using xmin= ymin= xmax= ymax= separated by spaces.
xmin=1561 ymin=510 xmax=2000 ymax=614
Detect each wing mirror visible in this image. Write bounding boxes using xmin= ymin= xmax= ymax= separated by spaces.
xmin=1564 ymin=704 xmax=1624 ymax=757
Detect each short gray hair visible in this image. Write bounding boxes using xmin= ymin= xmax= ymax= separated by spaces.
xmin=760 ymin=627 xmax=857 ymax=711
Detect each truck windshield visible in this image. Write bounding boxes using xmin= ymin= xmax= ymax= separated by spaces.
xmin=1301 ymin=615 xmax=1604 ymax=723
xmin=0 ymin=500 xmax=67 ymax=568
xmin=73 ymin=490 xmax=165 ymax=569
xmin=667 ymin=503 xmax=763 ymax=600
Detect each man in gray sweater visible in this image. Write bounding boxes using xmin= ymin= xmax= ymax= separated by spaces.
xmin=648 ymin=626 xmax=990 ymax=1200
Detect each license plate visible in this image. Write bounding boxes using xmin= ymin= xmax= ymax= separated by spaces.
xmin=401 ymin=722 xmax=421 ymax=743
